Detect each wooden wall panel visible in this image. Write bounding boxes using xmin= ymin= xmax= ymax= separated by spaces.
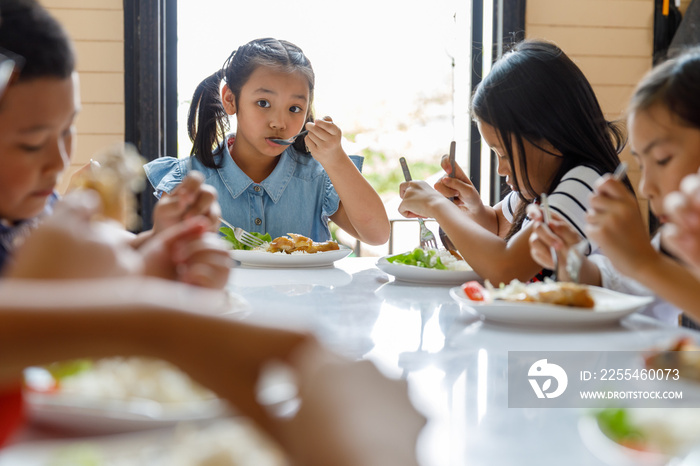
xmin=526 ymin=0 xmax=655 ymax=211
xmin=39 ymin=0 xmax=125 ymax=193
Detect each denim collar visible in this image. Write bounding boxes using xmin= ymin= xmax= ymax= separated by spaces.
xmin=214 ymin=142 xmax=297 ymax=204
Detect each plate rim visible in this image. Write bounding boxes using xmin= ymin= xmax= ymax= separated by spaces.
xmin=230 ymin=245 xmax=352 ymax=268
xmin=376 ymin=255 xmax=479 ymax=285
xmin=449 ymin=285 xmax=653 ymax=325
xmin=23 ymin=389 xmax=229 ymax=433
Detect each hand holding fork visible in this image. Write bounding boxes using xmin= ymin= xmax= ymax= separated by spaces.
xmin=399 ymin=157 xmax=438 ymax=249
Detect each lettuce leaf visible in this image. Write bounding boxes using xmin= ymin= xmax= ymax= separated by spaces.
xmin=219 ymin=227 xmax=271 ymax=250
xmin=386 ymin=248 xmax=447 ymax=269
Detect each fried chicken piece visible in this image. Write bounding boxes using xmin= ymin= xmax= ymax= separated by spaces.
xmin=536 ymin=282 xmax=595 ymax=308
xmin=267 ymin=233 xmax=339 ymax=254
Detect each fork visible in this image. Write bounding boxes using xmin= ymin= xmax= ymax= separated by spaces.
xmin=399 ymin=157 xmax=438 ymax=250
xmin=540 ymin=193 xmax=558 ymax=281
xmin=219 ymin=217 xmax=265 ymax=248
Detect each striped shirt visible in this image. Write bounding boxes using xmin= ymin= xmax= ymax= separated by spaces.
xmin=502 ymin=165 xmax=602 ymax=255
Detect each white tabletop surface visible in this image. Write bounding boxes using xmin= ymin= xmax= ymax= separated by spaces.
xmin=3 ymin=257 xmax=696 ymax=465
xmin=228 ymin=257 xmax=696 ymax=466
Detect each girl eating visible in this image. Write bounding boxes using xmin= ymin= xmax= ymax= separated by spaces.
xmin=398 ymin=40 xmax=629 ymax=284
xmin=529 ymin=46 xmax=700 ymax=325
xmin=145 ymin=38 xmax=389 ymax=246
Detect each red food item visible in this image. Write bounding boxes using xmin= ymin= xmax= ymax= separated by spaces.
xmin=0 ymin=385 xmax=25 ymax=447
xmin=462 ymin=281 xmax=487 ymax=301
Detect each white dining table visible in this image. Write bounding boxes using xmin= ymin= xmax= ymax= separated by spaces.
xmin=2 ymin=256 xmax=696 ymax=466
xmin=227 ymin=256 xmax=697 ymax=466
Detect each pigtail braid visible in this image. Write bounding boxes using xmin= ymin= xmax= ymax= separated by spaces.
xmin=187 ymin=69 xmax=228 ymax=168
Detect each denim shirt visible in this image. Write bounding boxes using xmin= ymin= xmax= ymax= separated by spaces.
xmin=144 ymin=143 xmax=363 ymax=241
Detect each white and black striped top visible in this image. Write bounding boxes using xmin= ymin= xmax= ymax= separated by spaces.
xmin=502 ymin=165 xmax=603 ymax=255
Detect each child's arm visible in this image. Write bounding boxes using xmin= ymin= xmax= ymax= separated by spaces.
xmin=433 ymin=154 xmax=498 ymax=231
xmin=305 ymin=118 xmax=390 ymax=245
xmin=399 ymin=180 xmax=541 ymax=283
xmin=0 ymin=298 xmax=314 ymax=439
xmin=585 ymin=175 xmax=700 ymax=316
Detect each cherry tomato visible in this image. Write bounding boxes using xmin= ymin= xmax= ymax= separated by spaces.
xmin=462 ymin=281 xmax=486 ymax=301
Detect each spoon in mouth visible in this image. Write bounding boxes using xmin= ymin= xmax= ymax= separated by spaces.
xmin=269 ymin=130 xmax=308 ymax=146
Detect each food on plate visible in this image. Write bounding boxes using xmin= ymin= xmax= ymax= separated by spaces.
xmin=266 ymin=233 xmax=340 ymax=254
xmin=42 ymin=418 xmax=287 ymax=466
xmin=71 ymin=143 xmax=146 ymax=229
xmin=462 ymin=281 xmax=487 ymax=301
xmin=219 ymin=230 xmax=339 ymax=254
xmin=387 ymin=248 xmax=471 ymax=271
xmin=463 ymin=279 xmax=595 ymax=308
xmin=24 ymin=357 xmax=218 ymax=404
xmin=645 ymin=337 xmax=700 ymax=382
xmin=594 ymin=407 xmax=700 ymax=456
xmin=219 ymin=227 xmax=272 ymax=250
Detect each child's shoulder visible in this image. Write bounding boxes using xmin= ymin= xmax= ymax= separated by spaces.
xmin=144 ymin=157 xmax=192 ymax=195
xmin=559 ymin=165 xmax=602 ymax=188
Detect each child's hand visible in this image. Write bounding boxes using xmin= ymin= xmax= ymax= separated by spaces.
xmin=398 ymin=180 xmax=448 ymax=219
xmin=433 ymin=154 xmax=484 ymax=215
xmin=139 ymin=217 xmax=232 ymax=289
xmin=305 ymin=116 xmax=346 ymax=166
xmin=585 ymin=175 xmax=656 ymax=277
xmin=152 ymin=171 xmax=220 ymax=235
xmin=663 ymin=171 xmax=700 ymax=273
xmin=527 ymin=204 xmax=585 ymax=280
xmin=7 ymin=191 xmax=142 ymax=280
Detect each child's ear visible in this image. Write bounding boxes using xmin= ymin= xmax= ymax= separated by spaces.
xmin=221 ymin=84 xmax=236 ymax=115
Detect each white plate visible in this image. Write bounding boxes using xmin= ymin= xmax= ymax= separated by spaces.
xmin=230 ymin=246 xmax=352 ymax=268
xmin=0 ymin=418 xmax=286 ymax=466
xmin=449 ymin=285 xmax=652 ymax=326
xmin=23 ymin=390 xmax=229 ymax=434
xmin=578 ymin=414 xmax=670 ymax=466
xmin=376 ymin=256 xmax=480 ymax=285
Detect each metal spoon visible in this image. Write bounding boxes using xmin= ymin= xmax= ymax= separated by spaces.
xmin=269 ymin=130 xmax=308 ymax=146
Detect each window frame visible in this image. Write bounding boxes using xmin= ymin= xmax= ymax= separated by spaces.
xmin=123 ymin=0 xmax=178 ymax=231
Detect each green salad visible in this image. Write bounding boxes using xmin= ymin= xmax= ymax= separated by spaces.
xmin=595 ymin=408 xmax=647 ymax=451
xmin=387 ymin=248 xmax=450 ymax=270
xmin=219 ymin=227 xmax=271 ymax=250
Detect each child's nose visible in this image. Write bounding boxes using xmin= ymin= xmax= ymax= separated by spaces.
xmin=46 ymin=137 xmax=70 ymax=173
xmin=638 ymin=168 xmax=656 ymax=200
xmin=268 ymin=110 xmax=288 ymax=130
xmin=496 ymin=158 xmax=510 ymax=177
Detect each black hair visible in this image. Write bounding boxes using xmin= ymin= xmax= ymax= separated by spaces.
xmin=471 ymin=39 xmax=628 ymax=240
xmin=188 ymin=38 xmax=315 ymax=169
xmin=0 ymin=0 xmax=75 ymax=81
xmin=628 ymin=46 xmax=700 ymax=130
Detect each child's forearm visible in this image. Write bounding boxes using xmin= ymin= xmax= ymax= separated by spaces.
xmin=324 ymin=155 xmax=390 ymax=245
xmin=577 ymin=257 xmax=603 ymax=287
xmin=430 ymin=201 xmax=541 ymax=283
xmin=623 ymin=253 xmax=700 ymax=319
xmin=0 ymin=305 xmax=156 ymax=383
